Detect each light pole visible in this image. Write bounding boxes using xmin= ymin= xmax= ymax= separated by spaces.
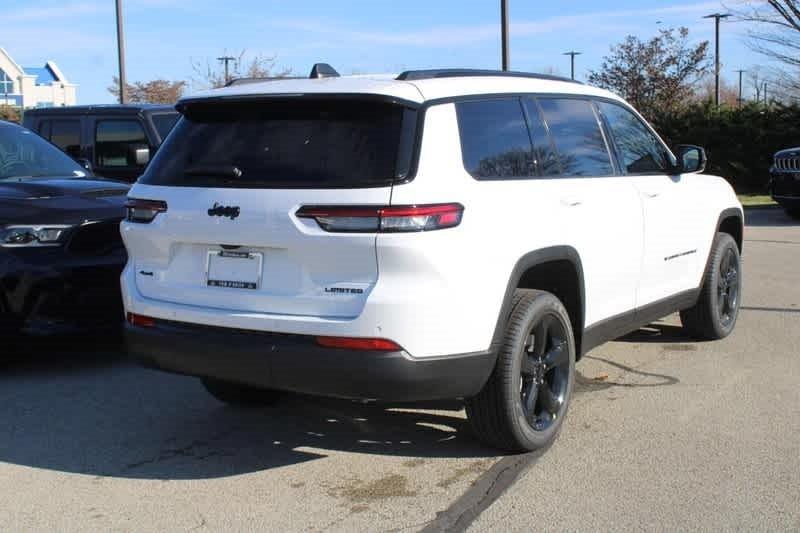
xmin=217 ymin=56 xmax=237 ymax=84
xmin=501 ymin=0 xmax=510 ymax=70
xmin=563 ymin=51 xmax=582 ymax=80
xmin=704 ymin=12 xmax=731 ymax=108
xmin=735 ymin=69 xmax=746 ymax=107
xmin=115 ymin=0 xmax=127 ymax=104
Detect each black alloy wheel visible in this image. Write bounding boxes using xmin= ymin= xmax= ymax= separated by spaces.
xmin=717 ymin=246 xmax=740 ymax=328
xmin=519 ymin=313 xmax=570 ymax=432
xmin=680 ymin=232 xmax=742 ymax=340
xmin=466 ymin=289 xmax=576 ymax=452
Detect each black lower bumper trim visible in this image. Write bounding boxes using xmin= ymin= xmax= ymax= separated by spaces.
xmin=125 ymin=320 xmax=496 ymax=402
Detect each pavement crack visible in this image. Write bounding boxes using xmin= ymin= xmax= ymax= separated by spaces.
xmin=420 ymin=451 xmax=545 ymax=533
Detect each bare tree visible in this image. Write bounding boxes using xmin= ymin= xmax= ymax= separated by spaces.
xmin=587 ymin=28 xmax=710 ymax=119
xmin=730 ymin=1 xmax=800 ymax=101
xmin=108 ymin=77 xmax=186 ymax=104
xmin=696 ymin=75 xmax=739 ymax=106
xmin=734 ymin=1 xmax=800 ymax=68
xmin=191 ymin=51 xmax=292 ymax=90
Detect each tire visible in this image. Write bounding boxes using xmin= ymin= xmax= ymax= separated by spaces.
xmin=201 ymin=378 xmax=284 ymax=407
xmin=465 ymin=289 xmax=576 ymax=452
xmin=785 ymin=207 xmax=800 ymax=220
xmin=680 ymin=232 xmax=742 ymax=340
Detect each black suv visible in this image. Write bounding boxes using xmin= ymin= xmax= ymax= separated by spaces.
xmin=23 ymin=104 xmax=178 ymax=182
xmin=769 ymin=147 xmax=800 ymax=219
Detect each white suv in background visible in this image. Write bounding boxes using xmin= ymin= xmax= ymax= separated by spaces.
xmin=121 ymin=65 xmax=743 ymax=452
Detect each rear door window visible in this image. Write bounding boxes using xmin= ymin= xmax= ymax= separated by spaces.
xmin=537 ymin=98 xmax=614 ymax=177
xmin=95 ymin=119 xmax=148 ymax=168
xmin=596 ymin=101 xmax=671 ymax=174
xmin=455 ymin=98 xmax=533 ymax=179
xmin=49 ymin=120 xmax=82 ymax=158
xmin=141 ymin=99 xmax=417 ymax=188
xmin=522 ymin=98 xmax=561 ymax=177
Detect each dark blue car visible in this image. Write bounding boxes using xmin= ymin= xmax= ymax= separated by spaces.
xmin=0 ymin=121 xmax=128 ymax=338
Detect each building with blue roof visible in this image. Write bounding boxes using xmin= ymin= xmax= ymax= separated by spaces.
xmin=0 ymin=47 xmax=77 ymax=109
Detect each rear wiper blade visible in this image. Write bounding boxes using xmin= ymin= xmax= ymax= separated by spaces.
xmin=183 ymin=165 xmax=243 ymax=178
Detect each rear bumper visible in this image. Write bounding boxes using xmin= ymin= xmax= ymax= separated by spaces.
xmin=125 ymin=320 xmax=496 ymax=401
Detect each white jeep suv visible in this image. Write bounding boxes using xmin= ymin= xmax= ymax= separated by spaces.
xmin=121 ymin=66 xmax=743 ymax=452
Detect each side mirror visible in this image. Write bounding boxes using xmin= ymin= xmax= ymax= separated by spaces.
xmin=75 ymin=158 xmax=94 ymax=174
xmin=128 ymin=144 xmax=151 ymax=166
xmin=675 ymin=144 xmax=707 ymax=174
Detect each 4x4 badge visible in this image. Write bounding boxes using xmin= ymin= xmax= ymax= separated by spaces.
xmin=208 ymin=203 xmax=240 ymax=220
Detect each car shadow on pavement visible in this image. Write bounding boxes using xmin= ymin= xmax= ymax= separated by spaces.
xmin=617 ymin=323 xmax=693 ymax=344
xmin=0 ymin=337 xmax=497 ymax=481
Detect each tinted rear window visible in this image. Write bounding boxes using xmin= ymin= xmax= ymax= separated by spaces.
xmin=140 ymin=99 xmax=417 ymax=188
xmin=522 ymin=98 xmax=561 ymax=177
xmin=455 ymin=98 xmax=533 ymax=179
xmin=537 ymin=98 xmax=614 ymax=177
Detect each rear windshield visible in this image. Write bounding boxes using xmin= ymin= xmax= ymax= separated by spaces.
xmin=140 ymin=98 xmax=417 ymax=188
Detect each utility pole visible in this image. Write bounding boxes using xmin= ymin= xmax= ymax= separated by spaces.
xmin=563 ymin=51 xmax=582 ymax=80
xmin=735 ymin=69 xmax=746 ymax=108
xmin=217 ymin=56 xmax=237 ymax=84
xmin=704 ymin=13 xmax=731 ymax=108
xmin=115 ymin=0 xmax=127 ymax=104
xmin=501 ymin=0 xmax=510 ymax=71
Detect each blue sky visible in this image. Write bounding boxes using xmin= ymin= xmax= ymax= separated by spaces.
xmin=3 ymin=0 xmax=771 ymax=104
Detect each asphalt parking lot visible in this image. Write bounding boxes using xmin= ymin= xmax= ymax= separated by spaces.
xmin=1 ymin=208 xmax=798 ymax=532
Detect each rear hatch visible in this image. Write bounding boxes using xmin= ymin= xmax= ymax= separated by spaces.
xmin=126 ymin=96 xmax=417 ymax=318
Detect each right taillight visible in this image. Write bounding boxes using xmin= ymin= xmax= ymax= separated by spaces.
xmin=296 ymin=203 xmax=464 ymax=233
xmin=125 ymin=198 xmax=167 ymax=223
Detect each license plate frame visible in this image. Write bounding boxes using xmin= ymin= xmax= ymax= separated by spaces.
xmin=205 ymin=250 xmax=263 ymax=290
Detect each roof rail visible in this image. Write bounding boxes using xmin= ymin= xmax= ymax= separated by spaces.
xmin=224 ymin=63 xmax=340 ymax=87
xmin=225 ymin=77 xmax=303 ymax=87
xmin=396 ymin=69 xmax=581 ymax=84
xmin=309 ymin=63 xmax=340 ymax=79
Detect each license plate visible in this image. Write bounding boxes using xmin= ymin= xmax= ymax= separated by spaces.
xmin=206 ymin=250 xmax=262 ymax=290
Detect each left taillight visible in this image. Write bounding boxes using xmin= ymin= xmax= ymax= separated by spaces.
xmin=127 ymin=312 xmax=155 ymax=327
xmin=125 ymin=198 xmax=167 ymax=223
xmin=296 ymin=203 xmax=464 ymax=233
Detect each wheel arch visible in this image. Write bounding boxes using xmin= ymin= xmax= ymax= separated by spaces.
xmin=695 ymin=206 xmax=744 ymax=300
xmin=717 ymin=207 xmax=744 ymax=252
xmin=491 ymin=246 xmax=586 ymax=359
